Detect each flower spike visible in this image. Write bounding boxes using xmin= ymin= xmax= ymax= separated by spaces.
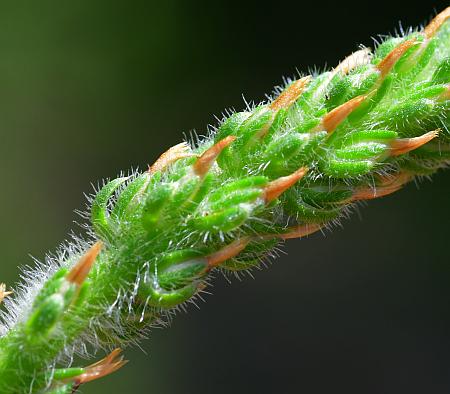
xmin=1 ymin=9 xmax=450 ymax=394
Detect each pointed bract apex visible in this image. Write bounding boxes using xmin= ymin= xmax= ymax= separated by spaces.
xmin=0 ymin=283 xmax=13 ymax=304
xmin=73 ymin=348 xmax=127 ymax=387
xmin=66 ymin=242 xmax=103 ymax=286
xmin=264 ymin=167 xmax=308 ymax=203
xmin=206 ymin=237 xmax=251 ymax=269
xmin=352 ymin=172 xmax=412 ymax=201
xmin=334 ymin=48 xmax=372 ymax=75
xmin=278 ymin=223 xmax=323 ymax=240
xmin=322 ymin=95 xmax=366 ymax=133
xmin=270 ymin=76 xmax=312 ymax=111
xmin=390 ymin=130 xmax=439 ymax=156
xmin=149 ymin=142 xmax=194 ymax=174
xmin=424 ymin=7 xmax=450 ymax=39
xmin=439 ymin=84 xmax=450 ymax=101
xmin=193 ymin=136 xmax=236 ymax=176
xmin=376 ymin=38 xmax=418 ymax=78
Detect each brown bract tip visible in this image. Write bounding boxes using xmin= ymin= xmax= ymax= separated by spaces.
xmin=390 ymin=130 xmax=439 ymax=156
xmin=376 ymin=38 xmax=418 ymax=78
xmin=270 ymin=76 xmax=312 ymax=111
xmin=206 ymin=237 xmax=251 ymax=269
xmin=193 ymin=136 xmax=236 ymax=177
xmin=73 ymin=348 xmax=127 ymax=386
xmin=424 ymin=7 xmax=450 ymax=39
xmin=334 ymin=48 xmax=372 ymax=75
xmin=148 ymin=142 xmax=194 ymax=174
xmin=352 ymin=172 xmax=412 ymax=201
xmin=322 ymin=95 xmax=366 ymax=133
xmin=0 ymin=283 xmax=13 ymax=304
xmin=278 ymin=223 xmax=323 ymax=240
xmin=66 ymin=242 xmax=103 ymax=286
xmin=264 ymin=167 xmax=308 ymax=203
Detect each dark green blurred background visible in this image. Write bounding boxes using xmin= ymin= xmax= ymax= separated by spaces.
xmin=1 ymin=1 xmax=450 ymax=393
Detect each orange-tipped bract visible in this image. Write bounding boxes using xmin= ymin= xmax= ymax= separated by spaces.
xmin=66 ymin=242 xmax=103 ymax=286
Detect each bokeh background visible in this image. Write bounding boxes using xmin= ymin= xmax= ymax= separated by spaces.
xmin=0 ymin=1 xmax=449 ymax=393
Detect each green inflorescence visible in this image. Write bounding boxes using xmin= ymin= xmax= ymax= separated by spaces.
xmin=0 ymin=8 xmax=449 ymax=393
